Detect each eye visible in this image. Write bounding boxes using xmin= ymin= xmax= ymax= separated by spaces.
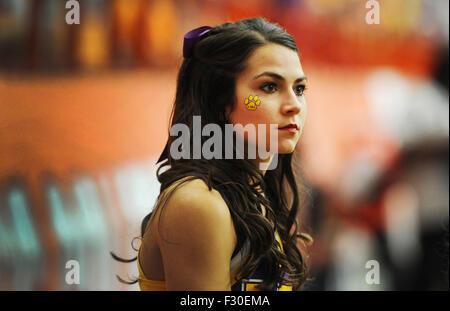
xmin=260 ymin=82 xmax=277 ymax=94
xmin=295 ymin=85 xmax=308 ymax=96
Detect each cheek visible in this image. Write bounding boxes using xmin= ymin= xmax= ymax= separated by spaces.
xmin=300 ymin=100 xmax=307 ymax=126
xmin=302 ymin=99 xmax=307 ymax=117
xmin=229 ymin=95 xmax=271 ymax=144
xmin=232 ymin=95 xmax=268 ymax=124
xmin=247 ymin=96 xmax=276 ymax=122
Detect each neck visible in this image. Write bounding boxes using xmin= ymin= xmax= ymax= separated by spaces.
xmin=248 ymin=154 xmax=275 ymax=195
xmin=251 ymin=153 xmax=274 ymax=177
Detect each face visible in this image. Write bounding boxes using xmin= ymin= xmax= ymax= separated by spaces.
xmin=228 ymin=43 xmax=307 ymax=157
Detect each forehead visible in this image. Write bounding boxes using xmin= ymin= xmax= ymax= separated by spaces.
xmin=242 ymin=43 xmax=304 ymax=79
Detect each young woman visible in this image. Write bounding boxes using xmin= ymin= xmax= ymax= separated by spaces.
xmin=113 ymin=17 xmax=312 ymax=291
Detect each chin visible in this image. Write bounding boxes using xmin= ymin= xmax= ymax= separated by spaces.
xmin=277 ymin=141 xmax=298 ymax=154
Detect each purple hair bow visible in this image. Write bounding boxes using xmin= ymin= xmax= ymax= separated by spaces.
xmin=182 ymin=25 xmax=212 ymax=58
xmin=156 ymin=26 xmax=212 ymax=165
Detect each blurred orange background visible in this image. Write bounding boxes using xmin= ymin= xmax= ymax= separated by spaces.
xmin=0 ymin=0 xmax=448 ymax=290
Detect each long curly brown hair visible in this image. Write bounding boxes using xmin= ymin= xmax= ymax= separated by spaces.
xmin=112 ymin=17 xmax=313 ymax=290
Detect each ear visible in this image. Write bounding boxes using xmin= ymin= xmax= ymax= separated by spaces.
xmin=225 ymin=103 xmax=234 ymax=122
xmin=225 ymin=106 xmax=231 ymax=119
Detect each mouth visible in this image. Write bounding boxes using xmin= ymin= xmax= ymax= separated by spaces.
xmin=278 ymin=123 xmax=299 ymax=134
xmin=278 ymin=123 xmax=298 ymax=130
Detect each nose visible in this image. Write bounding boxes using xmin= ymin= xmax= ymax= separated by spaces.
xmin=280 ymin=89 xmax=303 ymax=116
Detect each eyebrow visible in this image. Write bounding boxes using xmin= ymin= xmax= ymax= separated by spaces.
xmin=253 ymin=71 xmax=307 ymax=83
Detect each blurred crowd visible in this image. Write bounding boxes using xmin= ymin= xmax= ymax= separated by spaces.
xmin=0 ymin=0 xmax=448 ymax=290
xmin=0 ymin=0 xmax=447 ymax=73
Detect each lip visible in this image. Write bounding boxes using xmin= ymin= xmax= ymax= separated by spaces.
xmin=278 ymin=123 xmax=298 ymax=129
xmin=278 ymin=123 xmax=299 ymax=134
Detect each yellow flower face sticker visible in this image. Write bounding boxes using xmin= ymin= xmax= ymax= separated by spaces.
xmin=244 ymin=95 xmax=261 ymax=110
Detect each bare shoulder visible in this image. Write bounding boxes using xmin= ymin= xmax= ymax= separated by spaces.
xmin=151 ymin=178 xmax=237 ymax=289
xmin=156 ymin=178 xmax=236 ymax=248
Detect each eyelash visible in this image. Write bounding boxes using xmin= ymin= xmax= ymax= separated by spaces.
xmin=260 ymin=82 xmax=308 ymax=96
